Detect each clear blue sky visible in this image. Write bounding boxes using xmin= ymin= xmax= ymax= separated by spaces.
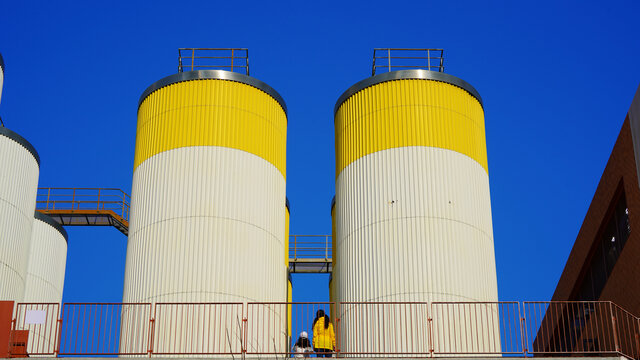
xmin=1 ymin=0 xmax=639 ymax=304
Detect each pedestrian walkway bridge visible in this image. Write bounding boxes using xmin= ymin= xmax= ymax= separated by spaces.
xmin=35 ymin=188 xmax=332 ymax=273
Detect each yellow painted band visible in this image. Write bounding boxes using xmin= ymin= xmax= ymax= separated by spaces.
xmin=335 ymin=79 xmax=487 ymax=176
xmin=135 ymin=79 xmax=287 ymax=178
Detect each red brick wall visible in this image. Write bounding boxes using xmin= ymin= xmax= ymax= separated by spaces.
xmin=551 ymin=116 xmax=640 ymax=314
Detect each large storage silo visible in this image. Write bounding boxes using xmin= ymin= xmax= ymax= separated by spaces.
xmin=0 ymin=126 xmax=40 ymax=302
xmin=123 ymin=68 xmax=288 ymax=354
xmin=333 ymin=68 xmax=499 ymax=354
xmin=23 ymin=212 xmax=68 ymax=303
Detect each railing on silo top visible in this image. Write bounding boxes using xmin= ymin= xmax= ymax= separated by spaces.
xmin=372 ymin=48 xmax=444 ymax=75
xmin=178 ymin=48 xmax=249 ymax=75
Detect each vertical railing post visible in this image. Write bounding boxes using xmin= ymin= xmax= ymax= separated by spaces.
xmin=427 ymin=49 xmax=431 ymax=71
xmin=387 ymin=49 xmax=391 ymax=73
xmin=148 ymin=317 xmax=155 ymax=357
xmin=231 ymin=49 xmax=234 ymax=73
xmin=519 ymin=302 xmax=527 ymax=356
xmin=191 ymin=49 xmax=195 ymax=71
xmin=55 ymin=315 xmax=62 ymax=357
xmin=325 ymin=235 xmax=329 ymax=259
xmin=610 ymin=302 xmax=621 ymax=353
xmin=294 ymin=235 xmax=298 ymax=259
xmin=121 ymin=190 xmax=125 ymax=219
xmin=72 ymin=188 xmax=76 ymax=211
xmin=47 ymin=188 xmax=51 ymax=210
xmin=97 ymin=188 xmax=101 ymax=210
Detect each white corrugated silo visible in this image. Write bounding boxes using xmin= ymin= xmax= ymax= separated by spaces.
xmin=0 ymin=126 xmax=40 ymax=302
xmin=23 ymin=211 xmax=68 ymax=303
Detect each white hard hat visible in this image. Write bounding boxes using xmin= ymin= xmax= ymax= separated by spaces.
xmin=300 ymin=331 xmax=308 ymax=338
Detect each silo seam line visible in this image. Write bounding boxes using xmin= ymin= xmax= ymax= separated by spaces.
xmin=0 ymin=197 xmax=32 ymax=220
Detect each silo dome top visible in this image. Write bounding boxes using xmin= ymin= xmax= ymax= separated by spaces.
xmin=34 ymin=211 xmax=68 ymax=242
xmin=335 ymin=49 xmax=483 ymax=115
xmin=139 ymin=48 xmax=287 ymax=115
xmin=0 ymin=126 xmax=40 ymax=166
xmin=334 ymin=69 xmax=483 ymax=115
xmin=139 ymin=70 xmax=287 ymax=115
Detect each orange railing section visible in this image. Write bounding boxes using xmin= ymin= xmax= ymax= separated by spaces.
xmin=5 ymin=301 xmax=640 ymax=358
xmin=35 ymin=188 xmax=130 ymax=235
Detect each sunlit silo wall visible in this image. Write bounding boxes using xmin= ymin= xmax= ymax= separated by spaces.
xmin=123 ymin=70 xmax=288 ymax=354
xmin=23 ymin=212 xmax=68 ymax=302
xmin=20 ymin=212 xmax=67 ymax=354
xmin=333 ymin=70 xmax=499 ymax=354
xmin=0 ymin=127 xmax=40 ymax=302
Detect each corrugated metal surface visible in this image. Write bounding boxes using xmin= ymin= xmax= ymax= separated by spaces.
xmin=0 ymin=133 xmax=39 ymax=302
xmin=126 ymin=75 xmax=287 ymax=354
xmin=335 ymin=147 xmax=497 ymax=303
xmin=333 ymin=77 xmax=499 ymax=353
xmin=335 ymin=79 xmax=487 ymax=176
xmin=285 ymin=205 xmax=290 ymax=266
xmin=124 ymin=147 xmax=286 ymax=303
xmin=136 ymin=79 xmax=287 ymax=177
xmin=23 ymin=217 xmax=67 ymax=303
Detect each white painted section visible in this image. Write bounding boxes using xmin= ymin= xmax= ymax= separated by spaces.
xmin=334 ymin=146 xmax=499 ymax=354
xmin=123 ymin=146 xmax=287 ymax=353
xmin=23 ymin=217 xmax=67 ymax=302
xmin=626 ymin=84 xmax=640 ymax=190
xmin=0 ymin=134 xmax=39 ymax=302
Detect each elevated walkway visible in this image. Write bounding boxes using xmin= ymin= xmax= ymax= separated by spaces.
xmin=35 ymin=188 xmax=332 ymax=273
xmin=36 ymin=188 xmax=129 ymax=235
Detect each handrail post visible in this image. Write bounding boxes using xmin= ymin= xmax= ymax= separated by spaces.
xmin=55 ymin=316 xmax=63 ymax=356
xmin=191 ymin=49 xmax=195 ymax=71
xmin=610 ymin=302 xmax=621 ymax=353
xmin=294 ymin=235 xmax=297 ymax=259
xmin=387 ymin=49 xmax=391 ymax=73
xmin=325 ymin=235 xmax=329 ymax=259
xmin=47 ymin=188 xmax=51 ymax=210
xmin=148 ymin=317 xmax=155 ymax=357
xmin=97 ymin=188 xmax=101 ymax=210
xmin=231 ymin=49 xmax=234 ymax=73
xmin=72 ymin=188 xmax=76 ymax=211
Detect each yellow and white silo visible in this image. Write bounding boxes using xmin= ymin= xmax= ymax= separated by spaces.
xmin=0 ymin=127 xmax=40 ymax=302
xmin=123 ymin=70 xmax=287 ymax=354
xmin=23 ymin=212 xmax=68 ymax=303
xmin=333 ymin=69 xmax=499 ymax=353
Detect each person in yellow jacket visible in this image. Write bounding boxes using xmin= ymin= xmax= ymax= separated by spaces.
xmin=312 ymin=309 xmax=335 ymax=357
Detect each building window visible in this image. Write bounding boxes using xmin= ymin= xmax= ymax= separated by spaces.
xmin=576 ymin=192 xmax=631 ymax=301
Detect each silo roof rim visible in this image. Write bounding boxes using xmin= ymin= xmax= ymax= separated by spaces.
xmin=138 ymin=70 xmax=288 ymax=116
xmin=0 ymin=126 xmax=40 ymax=166
xmin=334 ymin=69 xmax=483 ymax=116
xmin=34 ymin=211 xmax=69 ymax=242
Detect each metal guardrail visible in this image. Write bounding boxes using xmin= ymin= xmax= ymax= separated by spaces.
xmin=7 ymin=301 xmax=640 ymax=358
xmin=36 ymin=187 xmax=130 ymax=220
xmin=372 ymin=48 xmax=445 ymax=75
xmin=178 ymin=48 xmax=249 ymax=74
xmin=289 ymin=235 xmax=332 ymax=273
